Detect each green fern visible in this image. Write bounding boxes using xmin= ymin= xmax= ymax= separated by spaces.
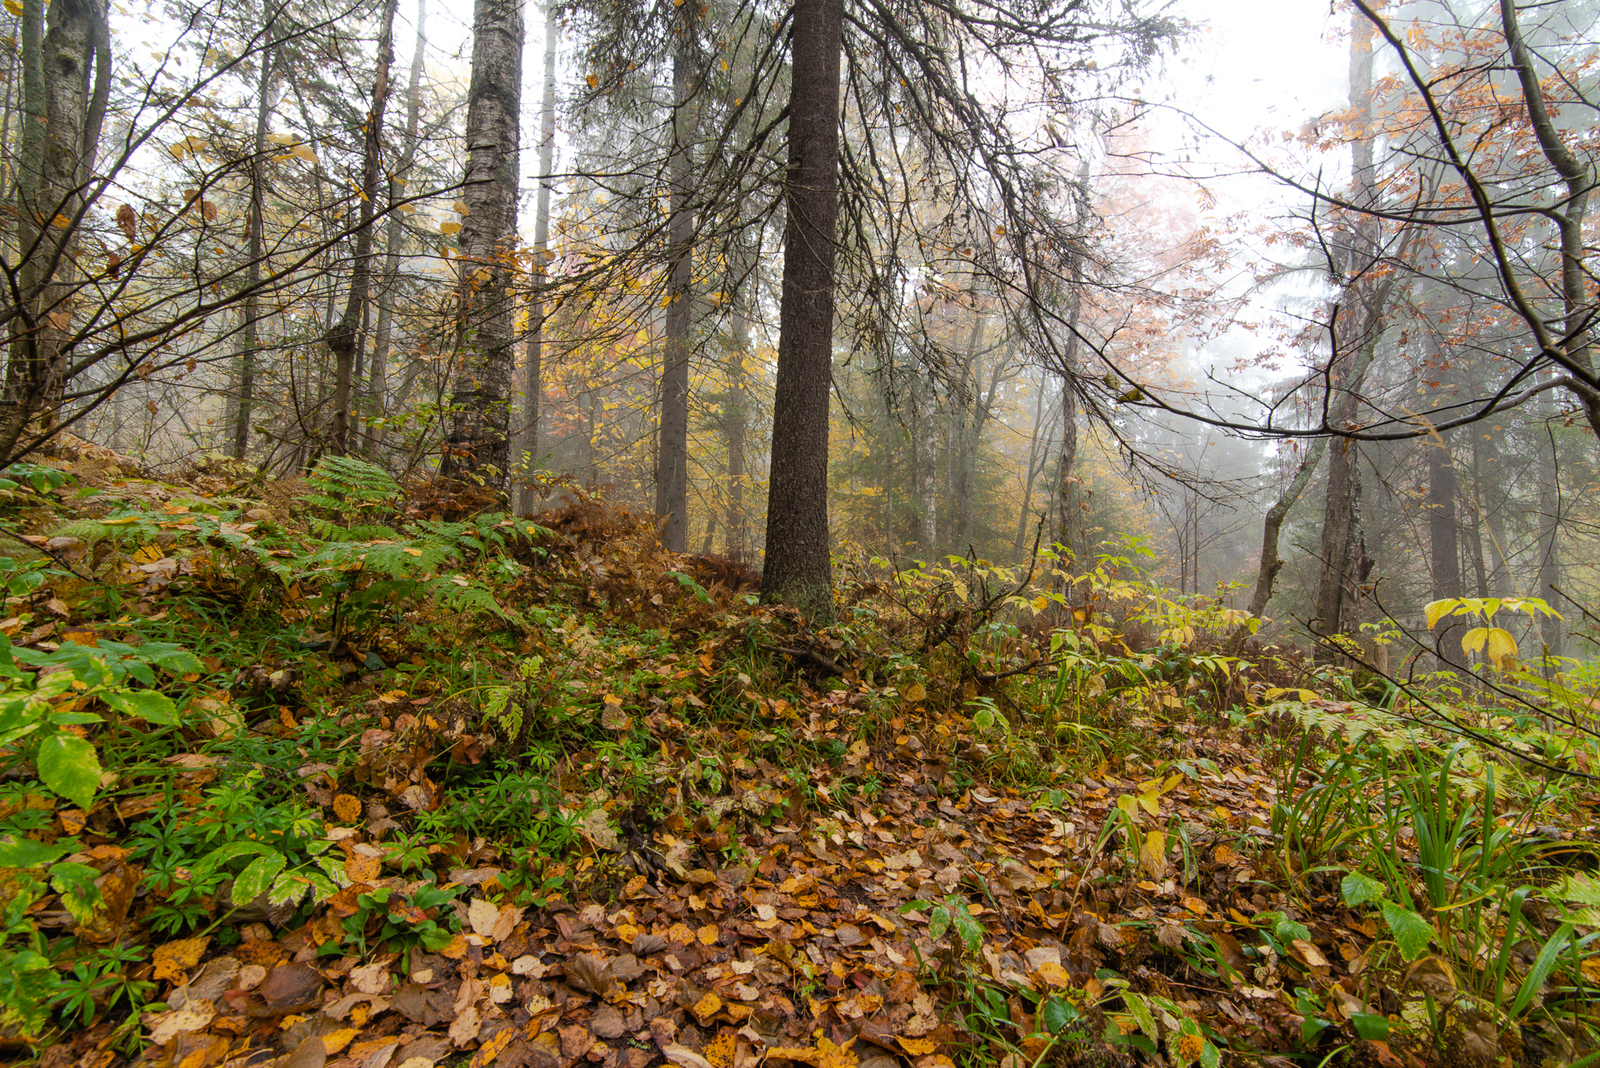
xmin=303 ymin=456 xmax=401 ymax=535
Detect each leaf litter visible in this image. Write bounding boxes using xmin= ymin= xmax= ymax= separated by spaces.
xmin=3 ymin=465 xmax=1596 ymax=1068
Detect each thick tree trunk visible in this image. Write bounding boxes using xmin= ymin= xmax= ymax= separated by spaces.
xmin=441 ymin=0 xmax=525 ymax=487
xmin=656 ymin=19 xmax=695 ymax=550
xmin=1 ymin=0 xmax=106 ymax=455
xmin=327 ymin=0 xmax=397 ymax=456
xmin=1312 ymin=8 xmax=1384 ymax=663
xmin=759 ymin=0 xmax=842 ymax=620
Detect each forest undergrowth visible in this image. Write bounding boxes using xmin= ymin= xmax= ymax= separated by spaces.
xmin=1 ymin=455 xmax=1598 ymax=1068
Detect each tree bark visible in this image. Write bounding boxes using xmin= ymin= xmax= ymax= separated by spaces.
xmin=724 ymin=274 xmax=751 ymax=560
xmin=230 ymin=2 xmax=278 ymax=461
xmin=1535 ymin=421 xmax=1563 ymax=657
xmin=368 ymin=0 xmax=429 ymax=455
xmin=1311 ymin=7 xmax=1384 ymax=662
xmin=759 ymin=0 xmax=842 ymax=620
xmin=327 ymin=0 xmax=398 ymax=457
xmin=1 ymin=0 xmax=106 ymax=454
xmin=1499 ymin=0 xmax=1599 ymax=442
xmin=441 ymin=0 xmax=525 ymax=488
xmin=516 ymin=0 xmax=558 ymax=511
xmin=915 ymin=375 xmax=938 ymax=555
xmin=655 ymin=14 xmax=695 ymax=550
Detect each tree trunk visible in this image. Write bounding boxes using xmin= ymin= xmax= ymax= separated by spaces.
xmin=759 ymin=0 xmax=842 ymax=620
xmin=1236 ymin=436 xmax=1326 ymax=640
xmin=326 ymin=0 xmax=397 ymax=457
xmin=1426 ymin=435 xmax=1461 ymax=600
xmin=1535 ymin=421 xmax=1563 ymax=657
xmin=368 ymin=0 xmax=428 ymax=456
xmin=1 ymin=0 xmax=107 ymax=455
xmin=1312 ymin=7 xmax=1383 ymax=663
xmin=231 ymin=3 xmax=278 ymax=461
xmin=516 ymin=0 xmax=558 ymax=512
xmin=915 ymin=377 xmax=938 ymax=555
xmin=1500 ymin=0 xmax=1600 ymax=441
xmin=724 ymin=276 xmax=750 ymax=560
xmin=1014 ymin=370 xmax=1054 ymax=556
xmin=655 ymin=16 xmax=695 ymax=550
xmin=441 ymin=0 xmax=524 ymax=488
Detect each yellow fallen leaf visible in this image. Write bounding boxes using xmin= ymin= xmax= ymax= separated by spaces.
xmin=469 ymin=1026 xmax=517 ymax=1068
xmin=152 ymin=936 xmax=209 ymax=983
xmin=322 ymin=1029 xmax=358 ymax=1054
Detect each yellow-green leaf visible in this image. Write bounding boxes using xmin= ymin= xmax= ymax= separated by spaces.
xmin=1484 ymin=627 xmax=1518 ymax=669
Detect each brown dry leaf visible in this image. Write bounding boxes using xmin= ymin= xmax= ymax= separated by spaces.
xmin=259 ymin=961 xmax=324 ymax=1013
xmin=153 ymin=936 xmax=210 ymax=983
xmin=349 ymin=960 xmax=395 ymax=996
xmin=468 ymin=898 xmax=500 ymax=938
xmin=143 ymin=999 xmax=216 ymax=1044
xmin=663 ymin=1045 xmax=714 ymax=1068
xmin=448 ymin=1002 xmax=482 ymax=1048
xmin=591 ymin=1003 xmax=626 ymax=1039
xmin=276 ymin=1037 xmax=328 ymax=1068
xmin=563 ymin=953 xmax=617 ymax=998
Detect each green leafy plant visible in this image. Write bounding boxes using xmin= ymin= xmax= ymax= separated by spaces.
xmin=340 ymin=881 xmax=461 ymax=957
xmin=0 ymin=633 xmax=196 ymax=808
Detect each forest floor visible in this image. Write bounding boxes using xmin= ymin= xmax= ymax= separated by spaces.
xmin=1 ymin=449 xmax=1597 ymax=1068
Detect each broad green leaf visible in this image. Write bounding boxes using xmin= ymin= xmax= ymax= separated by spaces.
xmin=269 ymin=869 xmax=314 ymax=907
xmin=102 ymin=688 xmax=180 ymax=725
xmin=1341 ymin=871 xmax=1385 ymax=907
xmin=200 ymin=840 xmax=276 ymax=870
xmin=928 ymin=907 xmax=951 ymax=942
xmin=1041 ymin=997 xmax=1076 ymax=1033
xmin=302 ymin=870 xmax=339 ymax=902
xmin=233 ymin=851 xmax=287 ymax=904
xmin=952 ymin=906 xmax=983 ymax=954
xmin=1381 ymin=903 xmax=1434 ymax=960
xmin=1123 ymin=990 xmax=1159 ymax=1041
xmin=0 ymin=835 xmax=73 ymax=868
xmin=36 ymin=734 xmax=101 ymax=808
xmin=1349 ymin=1012 xmax=1390 ymax=1040
xmin=50 ymin=861 xmax=105 ymax=923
